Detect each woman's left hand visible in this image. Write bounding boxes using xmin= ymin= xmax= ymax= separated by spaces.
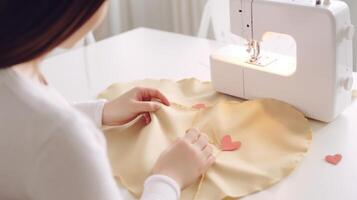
xmin=102 ymin=87 xmax=170 ymax=126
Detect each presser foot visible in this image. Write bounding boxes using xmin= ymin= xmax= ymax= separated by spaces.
xmin=246 ymin=55 xmax=277 ymax=67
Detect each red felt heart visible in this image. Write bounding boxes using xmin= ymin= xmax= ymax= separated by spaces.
xmin=325 ymin=154 xmax=342 ymax=165
xmin=192 ymin=103 xmax=206 ymax=109
xmin=220 ymin=135 xmax=241 ymax=151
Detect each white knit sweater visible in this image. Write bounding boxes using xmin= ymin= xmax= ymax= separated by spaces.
xmin=0 ymin=68 xmax=180 ymax=200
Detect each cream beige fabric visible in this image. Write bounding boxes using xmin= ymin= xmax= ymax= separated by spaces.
xmin=99 ymin=79 xmax=312 ymax=200
xmin=97 ymin=78 xmax=237 ymax=106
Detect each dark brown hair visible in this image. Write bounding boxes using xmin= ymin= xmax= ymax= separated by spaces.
xmin=0 ymin=0 xmax=106 ymax=69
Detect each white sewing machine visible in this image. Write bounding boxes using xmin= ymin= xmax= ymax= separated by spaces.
xmin=210 ymin=0 xmax=354 ymax=122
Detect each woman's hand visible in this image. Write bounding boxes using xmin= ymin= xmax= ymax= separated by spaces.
xmin=152 ymin=128 xmax=215 ymax=189
xmin=102 ymin=87 xmax=170 ymax=126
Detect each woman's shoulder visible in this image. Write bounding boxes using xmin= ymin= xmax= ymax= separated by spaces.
xmin=0 ymin=72 xmax=106 ymax=194
xmin=0 ymin=78 xmax=73 ymax=129
xmin=0 ymin=70 xmax=102 ymax=150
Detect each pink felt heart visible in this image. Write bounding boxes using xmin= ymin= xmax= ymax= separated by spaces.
xmin=192 ymin=103 xmax=206 ymax=109
xmin=220 ymin=135 xmax=241 ymax=151
xmin=325 ymin=154 xmax=342 ymax=165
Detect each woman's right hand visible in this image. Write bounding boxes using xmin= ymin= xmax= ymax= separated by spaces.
xmin=152 ymin=128 xmax=215 ymax=189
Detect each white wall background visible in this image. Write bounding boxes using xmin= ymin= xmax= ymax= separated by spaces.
xmin=94 ymin=0 xmax=207 ymax=39
xmin=95 ymin=0 xmax=356 ymax=68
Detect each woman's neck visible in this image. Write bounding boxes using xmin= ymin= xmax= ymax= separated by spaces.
xmin=13 ymin=59 xmax=48 ymax=86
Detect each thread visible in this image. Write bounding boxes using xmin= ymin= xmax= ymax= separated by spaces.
xmin=192 ymin=173 xmax=206 ymax=200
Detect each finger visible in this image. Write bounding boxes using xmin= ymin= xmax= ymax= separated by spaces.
xmin=207 ymin=155 xmax=216 ymax=166
xmin=137 ymin=102 xmax=161 ymax=112
xmin=142 ymin=88 xmax=170 ymax=106
xmin=142 ymin=113 xmax=151 ymax=125
xmin=200 ymin=155 xmax=215 ymax=174
xmin=195 ymin=134 xmax=208 ymax=150
xmin=202 ymin=145 xmax=213 ymax=158
xmin=184 ymin=128 xmax=200 ymax=143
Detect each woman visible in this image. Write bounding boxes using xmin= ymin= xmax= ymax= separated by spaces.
xmin=0 ymin=1 xmax=215 ymax=200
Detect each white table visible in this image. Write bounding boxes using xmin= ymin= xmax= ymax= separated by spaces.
xmin=42 ymin=28 xmax=357 ymax=200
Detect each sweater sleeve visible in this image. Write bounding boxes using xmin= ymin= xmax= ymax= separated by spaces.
xmin=72 ymin=99 xmax=107 ymax=128
xmin=26 ymin=114 xmax=180 ymax=200
xmin=141 ymin=175 xmax=181 ymax=200
xmin=26 ymin=117 xmax=121 ymax=200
